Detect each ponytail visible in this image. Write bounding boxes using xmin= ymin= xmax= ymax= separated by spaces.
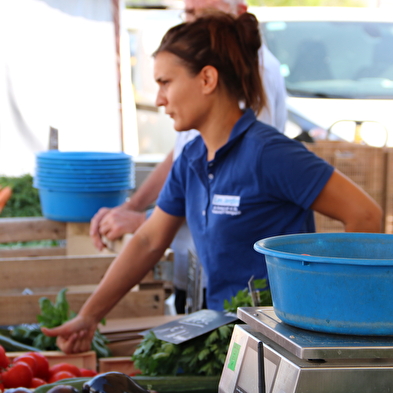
xmin=154 ymin=11 xmax=266 ymax=115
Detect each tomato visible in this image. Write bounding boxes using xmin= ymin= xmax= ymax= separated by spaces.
xmin=30 ymin=377 xmax=47 ymax=388
xmin=13 ymin=355 xmax=37 ymax=375
xmin=0 ymin=381 xmax=4 ymax=392
xmin=49 ymin=363 xmax=81 ymax=378
xmin=0 ymin=345 xmax=9 ymax=369
xmin=25 ymin=352 xmax=50 ymax=380
xmin=129 ymin=370 xmax=142 ymax=376
xmin=79 ymin=368 xmax=97 ymax=377
xmin=2 ymin=361 xmax=33 ymax=388
xmin=48 ymin=370 xmax=76 ymax=383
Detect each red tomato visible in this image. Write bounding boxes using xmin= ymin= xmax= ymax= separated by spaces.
xmin=48 ymin=370 xmax=76 ymax=383
xmin=30 ymin=377 xmax=47 ymax=388
xmin=0 ymin=382 xmax=4 ymax=392
xmin=79 ymin=368 xmax=97 ymax=377
xmin=2 ymin=361 xmax=33 ymax=388
xmin=13 ymin=354 xmax=37 ymax=375
xmin=25 ymin=352 xmax=50 ymax=380
xmin=49 ymin=363 xmax=81 ymax=378
xmin=0 ymin=345 xmax=9 ymax=369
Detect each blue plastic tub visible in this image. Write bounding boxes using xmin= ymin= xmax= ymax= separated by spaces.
xmin=254 ymin=233 xmax=393 ymax=335
xmin=34 ymin=174 xmax=132 ymax=183
xmin=34 ymin=179 xmax=133 ymax=190
xmin=36 ymin=167 xmax=132 ymax=177
xmin=36 ymin=162 xmax=132 ymax=171
xmin=38 ymin=188 xmax=129 ymax=222
xmin=36 ymin=151 xmax=132 ymax=164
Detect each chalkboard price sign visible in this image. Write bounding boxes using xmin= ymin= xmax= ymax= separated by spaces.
xmin=140 ymin=309 xmax=238 ymax=344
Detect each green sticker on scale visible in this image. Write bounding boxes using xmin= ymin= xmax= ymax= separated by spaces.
xmin=228 ymin=342 xmax=241 ymax=371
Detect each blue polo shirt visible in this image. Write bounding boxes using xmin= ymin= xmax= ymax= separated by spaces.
xmin=157 ymin=109 xmax=334 ymax=310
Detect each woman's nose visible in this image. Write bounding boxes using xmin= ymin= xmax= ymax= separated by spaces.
xmin=155 ymin=91 xmax=166 ymax=107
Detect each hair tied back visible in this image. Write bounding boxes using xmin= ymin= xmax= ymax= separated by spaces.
xmin=235 ymin=12 xmax=262 ymax=56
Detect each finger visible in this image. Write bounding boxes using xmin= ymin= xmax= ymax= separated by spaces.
xmin=41 ymin=325 xmax=70 ymax=337
xmin=89 ymin=208 xmax=110 ymax=236
xmin=56 ymin=333 xmax=78 ymax=354
xmin=91 ymin=232 xmax=105 ymax=251
xmin=71 ymin=330 xmax=92 ymax=354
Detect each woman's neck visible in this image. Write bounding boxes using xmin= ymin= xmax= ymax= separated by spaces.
xmin=199 ymin=101 xmax=243 ymax=161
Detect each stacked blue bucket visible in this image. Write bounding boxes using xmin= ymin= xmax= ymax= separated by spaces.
xmin=34 ymin=151 xmax=134 ymax=222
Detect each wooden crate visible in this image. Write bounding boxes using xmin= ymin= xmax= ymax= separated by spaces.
xmin=0 ymin=218 xmax=168 ymax=325
xmin=305 ymin=141 xmax=387 ymax=233
xmin=98 ymin=315 xmax=182 ymax=357
xmin=0 ymin=287 xmax=165 ymax=325
xmin=99 ymin=357 xmax=139 ymax=375
xmin=0 ymin=217 xmax=67 ymax=257
xmin=7 ymin=350 xmax=97 ymax=370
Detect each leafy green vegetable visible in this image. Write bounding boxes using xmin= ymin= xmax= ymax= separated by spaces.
xmin=10 ymin=288 xmax=111 ymax=358
xmin=132 ymin=324 xmax=235 ymax=377
xmin=132 ymin=283 xmax=272 ymax=376
xmin=0 ymin=174 xmax=42 ymax=218
xmin=223 ymin=279 xmax=272 ymax=313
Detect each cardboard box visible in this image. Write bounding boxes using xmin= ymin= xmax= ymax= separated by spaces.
xmin=7 ymin=350 xmax=97 ymax=371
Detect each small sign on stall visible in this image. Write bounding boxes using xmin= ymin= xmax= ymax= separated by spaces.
xmin=140 ymin=309 xmax=238 ymax=344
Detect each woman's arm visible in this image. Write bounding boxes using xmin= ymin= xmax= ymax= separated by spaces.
xmin=43 ymin=207 xmax=184 ymax=353
xmin=311 ymin=169 xmax=383 ymax=233
xmin=90 ymin=150 xmax=174 ymax=250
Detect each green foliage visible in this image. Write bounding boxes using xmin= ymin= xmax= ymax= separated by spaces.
xmin=0 ymin=174 xmax=42 ymax=218
xmin=132 ymin=324 xmax=235 ymax=377
xmin=132 ymin=283 xmax=272 ymax=376
xmin=10 ymin=288 xmax=111 ymax=358
xmin=223 ymin=279 xmax=272 ymax=313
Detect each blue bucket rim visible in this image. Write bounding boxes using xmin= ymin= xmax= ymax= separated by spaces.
xmin=36 ymin=151 xmax=132 ymax=161
xmin=254 ymin=232 xmax=393 ymax=266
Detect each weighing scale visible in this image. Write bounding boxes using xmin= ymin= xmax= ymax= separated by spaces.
xmin=219 ymin=307 xmax=393 ymax=393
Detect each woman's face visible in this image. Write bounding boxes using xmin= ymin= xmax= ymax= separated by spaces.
xmin=154 ymin=51 xmax=209 ymax=132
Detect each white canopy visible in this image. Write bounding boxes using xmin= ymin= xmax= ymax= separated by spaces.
xmin=0 ymin=0 xmax=137 ymax=176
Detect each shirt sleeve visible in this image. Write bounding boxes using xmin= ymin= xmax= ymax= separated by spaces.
xmin=156 ymin=153 xmax=187 ymax=217
xmin=260 ymin=136 xmax=334 ymax=210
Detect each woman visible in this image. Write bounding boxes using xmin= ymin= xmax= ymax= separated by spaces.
xmin=43 ymin=11 xmax=381 ymax=353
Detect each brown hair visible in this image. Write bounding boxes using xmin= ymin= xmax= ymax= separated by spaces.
xmin=154 ymin=11 xmax=266 ymax=115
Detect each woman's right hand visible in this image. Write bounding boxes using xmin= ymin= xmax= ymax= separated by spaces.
xmin=90 ymin=206 xmax=147 ymax=251
xmin=41 ymin=315 xmax=98 ymax=354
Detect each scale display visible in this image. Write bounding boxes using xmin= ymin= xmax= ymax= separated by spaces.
xmin=219 ymin=307 xmax=393 ymax=393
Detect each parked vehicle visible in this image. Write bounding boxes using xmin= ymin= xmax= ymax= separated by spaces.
xmin=252 ymin=6 xmax=393 ymax=146
xmin=124 ymin=6 xmax=393 ymax=152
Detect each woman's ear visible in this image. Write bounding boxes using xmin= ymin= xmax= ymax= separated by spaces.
xmin=199 ymin=65 xmax=219 ymax=95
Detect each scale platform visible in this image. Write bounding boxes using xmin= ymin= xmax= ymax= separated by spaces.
xmin=219 ymin=307 xmax=393 ymax=393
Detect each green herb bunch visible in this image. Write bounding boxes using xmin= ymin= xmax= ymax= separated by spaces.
xmin=223 ymin=279 xmax=272 ymax=313
xmin=132 ymin=281 xmax=272 ymax=377
xmin=132 ymin=324 xmax=234 ymax=377
xmin=10 ymin=288 xmax=111 ymax=358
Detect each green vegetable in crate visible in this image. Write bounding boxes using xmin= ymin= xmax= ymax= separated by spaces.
xmin=223 ymin=279 xmax=272 ymax=313
xmin=9 ymin=288 xmax=111 ymax=358
xmin=131 ymin=284 xmax=271 ymax=377
xmin=132 ymin=324 xmax=234 ymax=377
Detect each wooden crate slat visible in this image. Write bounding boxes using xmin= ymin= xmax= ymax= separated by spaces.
xmin=0 ymin=246 xmax=66 ymax=258
xmin=0 ymin=217 xmax=66 ymax=243
xmin=0 ymin=288 xmax=165 ymax=325
xmin=0 ymin=255 xmax=115 ymax=291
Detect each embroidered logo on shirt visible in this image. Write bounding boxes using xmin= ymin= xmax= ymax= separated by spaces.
xmin=212 ymin=194 xmax=241 ymax=216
